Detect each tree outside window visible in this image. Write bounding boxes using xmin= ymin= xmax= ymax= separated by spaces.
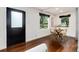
xmin=61 ymin=17 xmax=69 ymax=27
xmin=39 ymin=13 xmax=50 ymax=29
xmin=59 ymin=14 xmax=71 ymax=27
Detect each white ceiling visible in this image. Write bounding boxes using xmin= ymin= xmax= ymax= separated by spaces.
xmin=36 ymin=7 xmax=76 ymax=15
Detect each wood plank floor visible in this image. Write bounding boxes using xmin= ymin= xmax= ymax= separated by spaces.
xmin=0 ymin=34 xmax=78 ymax=52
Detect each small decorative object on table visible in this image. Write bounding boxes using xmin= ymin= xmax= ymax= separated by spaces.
xmin=53 ymin=28 xmax=64 ymax=43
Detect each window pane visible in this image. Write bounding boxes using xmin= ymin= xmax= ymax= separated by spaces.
xmin=61 ymin=17 xmax=69 ymax=27
xmin=40 ymin=15 xmax=49 ymax=29
xmin=11 ymin=11 xmax=22 ymax=28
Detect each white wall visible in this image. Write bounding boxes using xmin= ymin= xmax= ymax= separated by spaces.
xmin=0 ymin=7 xmax=52 ymax=50
xmin=26 ymin=8 xmax=52 ymax=41
xmin=0 ymin=7 xmax=6 ymax=50
xmin=51 ymin=10 xmax=76 ymax=37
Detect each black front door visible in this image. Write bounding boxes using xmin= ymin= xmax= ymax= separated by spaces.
xmin=7 ymin=7 xmax=25 ymax=47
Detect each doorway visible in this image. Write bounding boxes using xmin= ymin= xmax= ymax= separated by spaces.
xmin=7 ymin=7 xmax=26 ymax=47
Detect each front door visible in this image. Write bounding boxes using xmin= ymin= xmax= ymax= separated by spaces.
xmin=7 ymin=7 xmax=25 ymax=47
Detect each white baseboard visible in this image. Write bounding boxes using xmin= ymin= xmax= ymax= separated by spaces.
xmin=26 ymin=33 xmax=51 ymax=42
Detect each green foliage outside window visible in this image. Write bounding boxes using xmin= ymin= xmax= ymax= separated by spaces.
xmin=40 ymin=14 xmax=49 ymax=29
xmin=59 ymin=14 xmax=70 ymax=27
xmin=61 ymin=17 xmax=69 ymax=27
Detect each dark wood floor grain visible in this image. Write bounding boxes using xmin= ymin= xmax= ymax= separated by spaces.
xmin=0 ymin=34 xmax=77 ymax=52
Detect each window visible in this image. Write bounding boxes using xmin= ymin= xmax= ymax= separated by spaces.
xmin=61 ymin=17 xmax=69 ymax=27
xmin=39 ymin=13 xmax=50 ymax=29
xmin=11 ymin=11 xmax=23 ymax=28
xmin=59 ymin=14 xmax=71 ymax=27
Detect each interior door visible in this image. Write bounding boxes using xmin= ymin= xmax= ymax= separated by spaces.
xmin=7 ymin=7 xmax=25 ymax=47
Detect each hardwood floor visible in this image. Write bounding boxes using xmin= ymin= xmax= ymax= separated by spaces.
xmin=0 ymin=34 xmax=78 ymax=52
